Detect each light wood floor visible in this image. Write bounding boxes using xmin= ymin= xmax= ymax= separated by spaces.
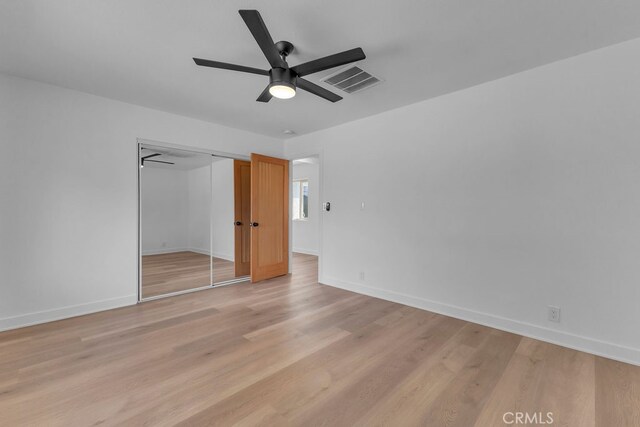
xmin=142 ymin=251 xmax=240 ymax=298
xmin=1 ymin=253 xmax=639 ymax=426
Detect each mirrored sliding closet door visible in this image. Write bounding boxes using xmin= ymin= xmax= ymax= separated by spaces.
xmin=140 ymin=144 xmax=213 ymax=299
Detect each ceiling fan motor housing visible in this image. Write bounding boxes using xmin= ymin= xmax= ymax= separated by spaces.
xmin=275 ymin=40 xmax=294 ymax=58
xmin=269 ymin=67 xmax=297 ymax=91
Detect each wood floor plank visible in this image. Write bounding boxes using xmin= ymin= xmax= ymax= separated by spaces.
xmin=0 ymin=253 xmax=639 ymax=426
xmin=142 ymin=251 xmax=240 ymax=298
xmin=176 ymin=307 xmax=440 ymax=426
xmin=595 ymin=356 xmax=640 ymax=426
xmin=418 ymin=330 xmax=523 ymax=427
xmin=354 ymin=323 xmax=493 ymax=427
xmin=287 ymin=313 xmax=469 ymax=426
xmin=474 ymin=337 xmax=596 ymax=427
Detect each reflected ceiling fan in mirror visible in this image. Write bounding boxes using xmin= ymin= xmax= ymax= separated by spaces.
xmin=140 ymin=152 xmax=175 ymax=167
xmin=192 ymin=9 xmax=366 ymax=103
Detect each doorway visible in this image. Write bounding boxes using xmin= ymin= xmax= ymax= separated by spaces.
xmin=291 ymin=156 xmax=320 ymax=259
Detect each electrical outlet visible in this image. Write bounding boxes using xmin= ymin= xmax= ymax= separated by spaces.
xmin=548 ymin=306 xmax=561 ymax=323
xmin=359 ymin=271 xmax=365 ymax=281
xmin=360 ymin=202 xmax=366 ymax=210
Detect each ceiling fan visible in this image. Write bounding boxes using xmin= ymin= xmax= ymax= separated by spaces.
xmin=140 ymin=152 xmax=174 ymax=167
xmin=192 ymin=9 xmax=366 ymax=103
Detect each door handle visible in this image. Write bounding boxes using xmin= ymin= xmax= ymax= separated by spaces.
xmin=250 ymin=222 xmax=259 ymax=227
xmin=234 ymin=221 xmax=242 ymax=226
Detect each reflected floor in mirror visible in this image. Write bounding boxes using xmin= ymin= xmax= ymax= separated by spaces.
xmin=142 ymin=251 xmax=237 ymax=298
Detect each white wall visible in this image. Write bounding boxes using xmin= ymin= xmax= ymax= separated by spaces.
xmin=141 ymin=167 xmax=189 ymax=255
xmin=286 ymin=38 xmax=640 ymax=365
xmin=187 ymin=165 xmax=212 ymax=255
xmin=140 ymin=160 xmax=234 ymax=260
xmin=0 ymin=73 xmax=282 ymax=331
xmin=292 ymin=161 xmax=320 ymax=255
xmin=210 ymin=159 xmax=235 ymax=261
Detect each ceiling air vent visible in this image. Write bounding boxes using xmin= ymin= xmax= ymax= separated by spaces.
xmin=321 ymin=66 xmax=382 ymax=94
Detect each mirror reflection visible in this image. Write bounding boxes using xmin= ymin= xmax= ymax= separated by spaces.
xmin=212 ymin=157 xmax=251 ymax=284
xmin=140 ymin=144 xmax=251 ymax=300
xmin=140 ymin=145 xmax=213 ymax=298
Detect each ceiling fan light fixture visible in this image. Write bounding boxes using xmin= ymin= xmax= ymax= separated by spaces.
xmin=269 ymin=83 xmax=296 ymax=99
xmin=268 ymin=67 xmax=296 ymax=99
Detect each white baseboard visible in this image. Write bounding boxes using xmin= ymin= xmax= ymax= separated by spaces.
xmin=142 ymin=247 xmax=234 ymax=262
xmin=188 ymin=248 xmax=235 ymax=261
xmin=292 ymin=248 xmax=319 ymax=256
xmin=189 ymin=247 xmax=212 ymax=256
xmin=141 ymin=247 xmax=189 ymax=256
xmin=211 ymin=251 xmax=234 ymax=262
xmin=321 ymin=276 xmax=640 ymax=366
xmin=0 ymin=294 xmax=138 ymax=332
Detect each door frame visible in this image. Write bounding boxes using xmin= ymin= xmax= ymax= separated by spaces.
xmin=286 ymin=149 xmax=325 ymax=282
xmin=136 ymin=137 xmax=251 ymax=303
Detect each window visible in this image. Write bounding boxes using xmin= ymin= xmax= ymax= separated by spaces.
xmin=292 ymin=179 xmax=309 ymax=220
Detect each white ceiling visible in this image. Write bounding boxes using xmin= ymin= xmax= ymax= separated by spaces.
xmin=2 ymin=1 xmax=640 ymax=139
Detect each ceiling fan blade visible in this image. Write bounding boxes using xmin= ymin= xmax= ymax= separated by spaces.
xmin=145 ymin=159 xmax=175 ymax=165
xmin=238 ymin=10 xmax=287 ymax=69
xmin=193 ymin=58 xmax=268 ymax=76
xmin=292 ymin=48 xmax=366 ymax=77
xmin=256 ymin=85 xmax=273 ymax=103
xmin=297 ymin=78 xmax=342 ymax=102
xmin=141 ymin=153 xmax=162 ymax=160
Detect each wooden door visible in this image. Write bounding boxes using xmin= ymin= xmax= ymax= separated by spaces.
xmin=250 ymin=153 xmax=289 ymax=282
xmin=234 ymin=160 xmax=251 ymax=277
